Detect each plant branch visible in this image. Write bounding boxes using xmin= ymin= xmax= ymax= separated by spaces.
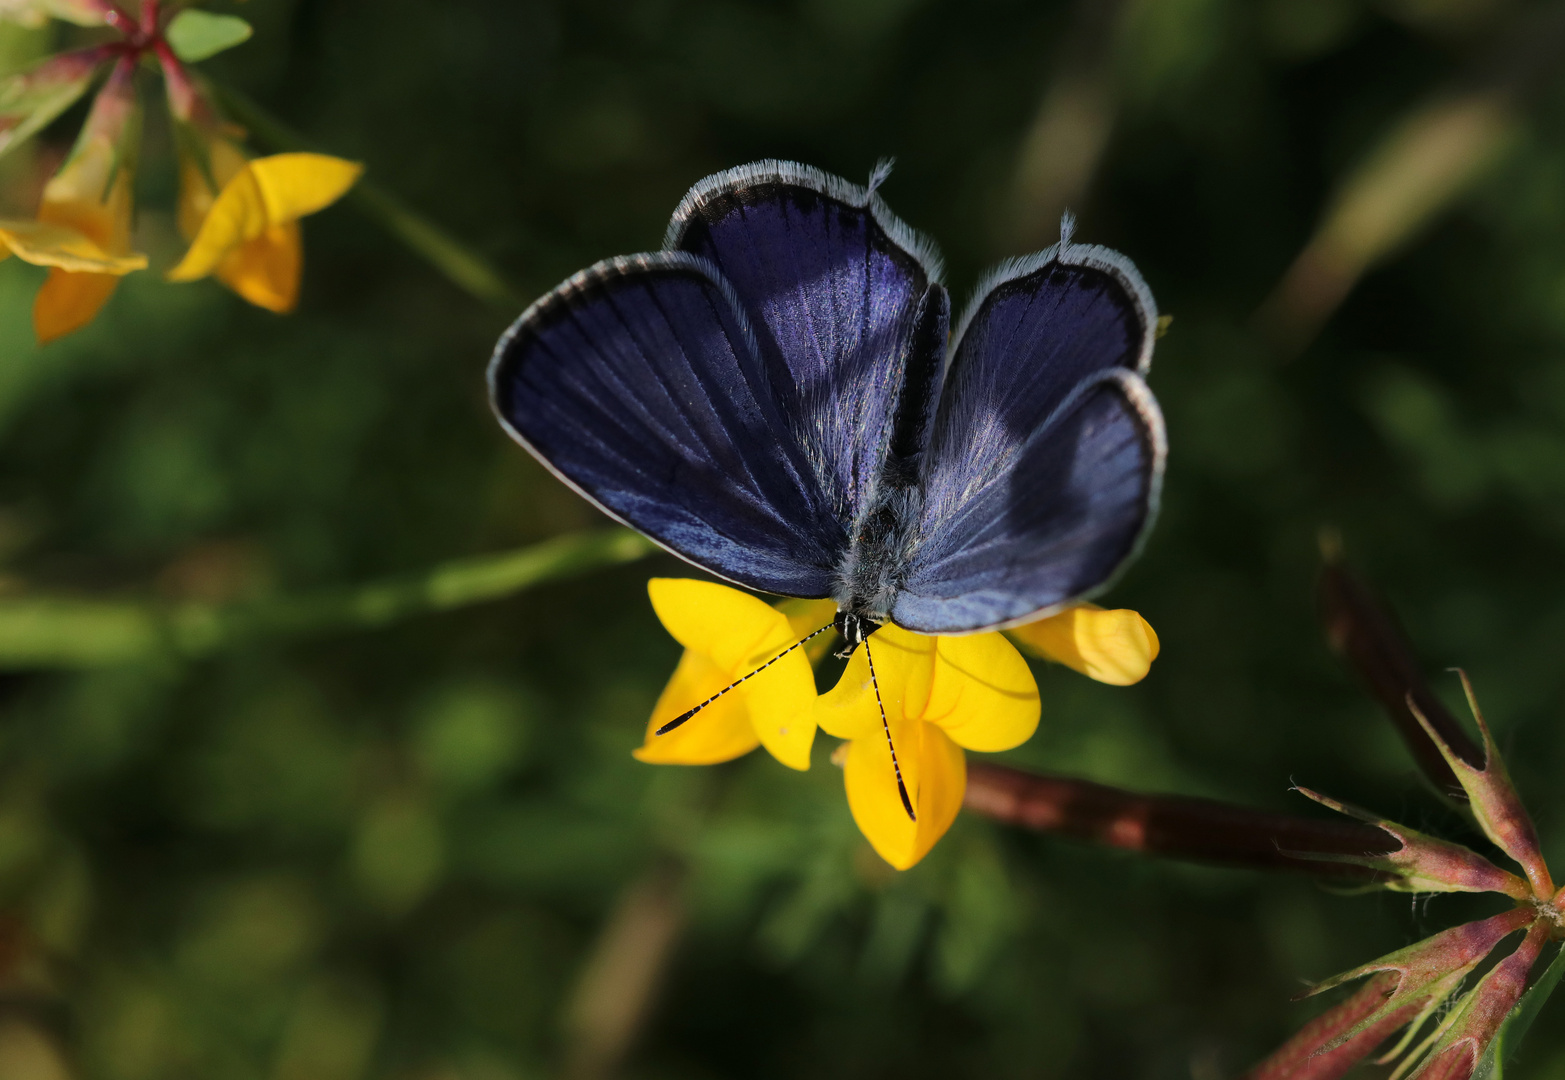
xmin=965 ymin=762 xmax=1397 ymax=880
xmin=1318 ymin=558 xmax=1484 ymax=796
xmin=0 ymin=528 xmax=655 ymax=669
xmin=209 ymin=84 xmax=523 ymax=309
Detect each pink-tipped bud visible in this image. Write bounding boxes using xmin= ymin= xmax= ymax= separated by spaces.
xmin=1290 ymin=786 xmax=1530 ymax=899
xmin=1243 ymin=972 xmax=1414 ymax=1080
xmin=0 ymin=45 xmax=115 ymax=160
xmin=1302 ymin=908 xmax=1534 ymax=1056
xmin=1404 ymin=920 xmax=1551 ymax=1080
xmin=1408 ymin=674 xmax=1554 ymax=898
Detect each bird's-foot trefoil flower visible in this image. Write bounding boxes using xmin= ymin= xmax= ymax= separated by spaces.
xmin=0 ymin=0 xmax=361 ymax=339
xmin=0 ymin=56 xmax=147 ymax=342
xmin=639 ymin=579 xmax=1160 ymax=870
xmin=161 ymin=54 xmax=360 ymax=313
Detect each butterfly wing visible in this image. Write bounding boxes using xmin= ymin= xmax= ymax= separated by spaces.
xmin=666 ymin=160 xmax=948 ymax=523
xmin=891 ymin=244 xmax=1166 ymax=634
xmin=489 ymin=251 xmax=845 ymax=597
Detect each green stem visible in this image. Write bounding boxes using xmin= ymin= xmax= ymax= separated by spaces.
xmin=0 ymin=528 xmax=656 ymax=669
xmin=211 ymin=83 xmax=523 ymax=309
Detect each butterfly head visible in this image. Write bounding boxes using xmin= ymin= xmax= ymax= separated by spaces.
xmin=833 ymin=610 xmax=883 ymax=661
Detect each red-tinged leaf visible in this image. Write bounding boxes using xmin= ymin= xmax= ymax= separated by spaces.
xmin=964 ymin=763 xmax=1395 ymax=880
xmin=1304 ymin=908 xmax=1535 ymax=1055
xmin=1403 ymin=921 xmax=1551 ymax=1080
xmin=1409 ymin=674 xmax=1553 ymax=898
xmin=1290 ymin=786 xmax=1530 ymax=898
xmin=1242 ymin=972 xmax=1419 ymax=1080
xmin=0 ymin=47 xmax=111 ymax=162
xmin=1318 ymin=560 xmax=1482 ymax=797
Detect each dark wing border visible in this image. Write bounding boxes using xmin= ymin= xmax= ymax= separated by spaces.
xmin=485 ymin=249 xmax=830 ymax=596
xmin=662 ymin=158 xmax=946 ymax=285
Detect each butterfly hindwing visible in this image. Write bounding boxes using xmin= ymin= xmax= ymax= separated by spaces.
xmin=488 ymin=252 xmax=845 ymax=597
xmin=893 ymin=246 xmax=1165 ymax=633
xmin=666 ymin=161 xmax=948 ymax=525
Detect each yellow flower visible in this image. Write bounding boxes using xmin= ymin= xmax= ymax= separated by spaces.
xmin=1006 ymin=602 xmax=1160 ymax=685
xmin=168 ymin=141 xmax=361 ymax=313
xmin=0 ymin=58 xmax=147 ymax=343
xmin=637 ymin=582 xmax=1158 ymax=871
xmin=636 ymin=578 xmax=834 ymax=770
xmin=814 ymin=627 xmax=1040 ymax=870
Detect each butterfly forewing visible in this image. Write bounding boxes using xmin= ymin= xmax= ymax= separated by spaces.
xmin=667 ymin=160 xmax=947 ymax=526
xmin=488 ymin=252 xmax=845 ymax=597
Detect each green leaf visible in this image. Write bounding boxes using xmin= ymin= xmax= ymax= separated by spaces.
xmin=0 ymin=48 xmax=103 ymax=162
xmin=1473 ymin=943 xmax=1565 ymax=1080
xmin=165 ymin=10 xmax=253 ymax=63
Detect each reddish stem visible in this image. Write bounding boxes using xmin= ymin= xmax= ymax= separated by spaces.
xmin=964 ymin=763 xmax=1396 ymax=879
xmin=154 ymin=40 xmax=202 ymax=123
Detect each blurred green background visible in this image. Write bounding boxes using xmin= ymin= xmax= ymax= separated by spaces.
xmin=1 ymin=0 xmax=1564 ymax=1077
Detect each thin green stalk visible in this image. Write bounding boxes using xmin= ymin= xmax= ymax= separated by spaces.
xmin=211 ymin=84 xmax=523 ymax=309
xmin=0 ymin=528 xmax=656 ymax=669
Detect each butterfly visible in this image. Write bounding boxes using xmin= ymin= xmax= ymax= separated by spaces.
xmin=487 ymin=160 xmax=1165 ymax=785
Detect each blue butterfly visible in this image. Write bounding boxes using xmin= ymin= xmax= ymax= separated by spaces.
xmin=489 ymin=159 xmax=1165 ymax=655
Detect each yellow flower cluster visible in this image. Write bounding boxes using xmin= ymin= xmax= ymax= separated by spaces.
xmin=639 ymin=579 xmax=1159 ymax=869
xmin=0 ymin=3 xmax=360 ymax=341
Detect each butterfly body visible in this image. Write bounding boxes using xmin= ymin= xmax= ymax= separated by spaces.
xmin=490 ymin=160 xmax=1165 ymax=637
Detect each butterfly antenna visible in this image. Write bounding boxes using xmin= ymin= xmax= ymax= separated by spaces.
xmin=655 ymin=623 xmax=834 ymax=736
xmin=864 ymin=638 xmax=916 ymax=822
xmin=868 ymin=157 xmax=895 ymax=196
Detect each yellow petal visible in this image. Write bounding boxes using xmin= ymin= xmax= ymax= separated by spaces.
xmin=923 ymin=631 xmax=1040 ymax=752
xmin=776 ymin=596 xmax=838 ymax=654
xmin=176 ymin=139 xmax=249 ymax=241
xmin=815 ymin=626 xmax=1038 ymax=753
xmin=0 ymin=219 xmax=146 ymax=274
xmin=32 ymin=267 xmax=118 ymax=343
xmin=1007 ymin=604 xmax=1160 ymax=686
xmin=215 ymin=221 xmax=301 ymax=313
xmin=843 ymin=720 xmax=965 ymax=870
xmin=169 ymin=153 xmax=361 ymax=284
xmin=650 ymin=578 xmax=794 ymax=673
xmin=814 ymin=627 xmax=934 ymax=742
xmin=248 ymin=154 xmax=363 ymax=223
xmin=645 ymin=578 xmax=817 ymax=770
xmin=635 ymin=648 xmax=760 ymax=765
